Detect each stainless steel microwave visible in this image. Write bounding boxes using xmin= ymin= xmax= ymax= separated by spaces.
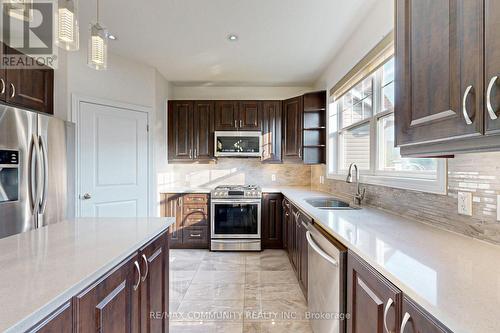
xmin=214 ymin=131 xmax=262 ymax=157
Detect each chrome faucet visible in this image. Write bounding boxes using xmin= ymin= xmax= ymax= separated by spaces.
xmin=346 ymin=163 xmax=366 ymax=206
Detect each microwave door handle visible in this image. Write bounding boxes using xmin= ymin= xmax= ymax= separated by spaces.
xmin=39 ymin=136 xmax=49 ymax=214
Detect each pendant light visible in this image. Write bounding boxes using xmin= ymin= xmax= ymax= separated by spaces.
xmin=56 ymin=0 xmax=80 ymax=51
xmin=87 ymin=0 xmax=108 ymax=70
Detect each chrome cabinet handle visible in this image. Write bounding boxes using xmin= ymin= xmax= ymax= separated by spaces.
xmin=194 ymin=148 xmax=197 ymax=159
xmin=0 ymin=78 xmax=5 ymax=94
xmin=234 ymin=120 xmax=238 ymax=128
xmin=9 ymin=83 xmax=15 ymax=98
xmin=189 ymin=149 xmax=193 ymax=159
xmin=190 ymin=233 xmax=202 ymax=238
xmin=305 ymin=231 xmax=338 ymax=267
xmin=240 ymin=120 xmax=243 ymax=127
xmin=383 ymin=298 xmax=394 ymax=333
xmin=486 ymin=76 xmax=498 ymax=120
xmin=462 ymin=85 xmax=474 ymax=125
xmin=133 ymin=261 xmax=141 ymax=291
xmin=298 ymin=147 xmax=302 ymax=159
xmin=400 ymin=312 xmax=411 ymax=333
xmin=141 ymin=254 xmax=149 ymax=282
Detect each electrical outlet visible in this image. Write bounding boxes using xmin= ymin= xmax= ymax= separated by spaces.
xmin=497 ymin=195 xmax=500 ymax=222
xmin=271 ymin=174 xmax=276 ymax=182
xmin=457 ymin=192 xmax=473 ymax=216
xmin=319 ymin=176 xmax=325 ymax=184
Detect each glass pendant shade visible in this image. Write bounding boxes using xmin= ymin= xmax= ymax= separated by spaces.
xmin=56 ymin=0 xmax=80 ymax=51
xmin=87 ymin=23 xmax=108 ymax=70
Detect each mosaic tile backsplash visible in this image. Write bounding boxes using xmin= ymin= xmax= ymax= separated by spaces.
xmin=159 ymin=159 xmax=311 ymax=189
xmin=311 ymin=152 xmax=500 ymax=245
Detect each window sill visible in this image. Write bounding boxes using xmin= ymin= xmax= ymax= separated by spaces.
xmin=326 ymin=171 xmax=447 ymax=195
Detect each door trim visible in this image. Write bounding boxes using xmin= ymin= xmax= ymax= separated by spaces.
xmin=71 ymin=94 xmax=153 ymax=217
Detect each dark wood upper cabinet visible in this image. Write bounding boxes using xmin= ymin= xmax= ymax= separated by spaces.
xmin=395 ymin=0 xmax=483 ymax=148
xmin=168 ymin=101 xmax=214 ymax=162
xmin=193 ymin=101 xmax=214 ymax=160
xmin=215 ymin=101 xmax=239 ymax=130
xmin=168 ymin=101 xmax=193 ymax=162
xmin=261 ymin=101 xmax=282 ymax=162
xmin=401 ymin=296 xmax=452 ymax=333
xmin=238 ymin=101 xmax=261 ymax=130
xmin=1 ymin=43 xmax=54 ymax=114
xmin=485 ymin=0 xmax=500 ymax=134
xmin=262 ymin=193 xmax=283 ymax=249
xmin=282 ymin=96 xmax=303 ymax=161
xmin=347 ymin=251 xmax=402 ymax=333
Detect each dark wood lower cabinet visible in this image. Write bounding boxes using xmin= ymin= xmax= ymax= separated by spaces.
xmin=75 ymin=254 xmax=136 ymax=333
xmin=162 ymin=193 xmax=209 ymax=249
xmin=138 ymin=233 xmax=169 ymax=333
xmin=27 ymin=302 xmax=72 ymax=333
xmin=347 ymin=251 xmax=402 ymax=333
xmin=401 ymin=297 xmax=452 ymax=333
xmin=262 ymin=193 xmax=283 ymax=249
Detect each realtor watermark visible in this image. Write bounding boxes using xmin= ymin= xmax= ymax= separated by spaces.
xmin=1 ymin=0 xmax=58 ymax=69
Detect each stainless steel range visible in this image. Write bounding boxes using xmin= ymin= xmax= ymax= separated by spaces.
xmin=211 ymin=185 xmax=262 ymax=251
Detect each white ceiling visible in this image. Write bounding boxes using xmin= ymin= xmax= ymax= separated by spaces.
xmin=78 ymin=0 xmax=377 ymax=86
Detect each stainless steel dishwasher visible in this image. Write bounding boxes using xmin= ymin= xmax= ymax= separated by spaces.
xmin=306 ymin=223 xmax=347 ymax=333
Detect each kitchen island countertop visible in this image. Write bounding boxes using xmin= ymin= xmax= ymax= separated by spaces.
xmin=0 ymin=217 xmax=174 ymax=332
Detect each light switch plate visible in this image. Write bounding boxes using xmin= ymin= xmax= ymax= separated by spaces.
xmin=458 ymin=192 xmax=473 ymax=216
xmin=271 ymin=174 xmax=276 ymax=182
xmin=497 ymin=195 xmax=500 ymax=221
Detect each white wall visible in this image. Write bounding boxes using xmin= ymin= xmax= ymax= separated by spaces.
xmin=314 ymin=0 xmax=394 ymax=91
xmin=172 ymin=85 xmax=312 ymax=100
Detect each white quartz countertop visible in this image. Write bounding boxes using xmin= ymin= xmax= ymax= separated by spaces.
xmin=0 ymin=217 xmax=174 ymax=332
xmin=278 ymin=187 xmax=500 ymax=333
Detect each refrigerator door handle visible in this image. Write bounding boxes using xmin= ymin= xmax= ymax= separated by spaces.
xmin=39 ymin=136 xmax=49 ymax=214
xmin=30 ymin=134 xmax=43 ymax=220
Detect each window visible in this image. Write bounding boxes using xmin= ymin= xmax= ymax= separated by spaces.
xmin=327 ymin=56 xmax=447 ymax=194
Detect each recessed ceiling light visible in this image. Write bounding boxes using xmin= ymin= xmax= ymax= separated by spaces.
xmin=228 ymin=34 xmax=238 ymax=41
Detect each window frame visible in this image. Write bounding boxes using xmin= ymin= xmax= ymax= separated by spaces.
xmin=327 ymin=57 xmax=447 ymax=195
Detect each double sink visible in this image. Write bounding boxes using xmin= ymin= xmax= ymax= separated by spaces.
xmin=305 ymin=197 xmax=360 ymax=210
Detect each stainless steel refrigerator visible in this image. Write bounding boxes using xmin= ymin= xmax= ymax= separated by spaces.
xmin=0 ymin=105 xmax=75 ymax=239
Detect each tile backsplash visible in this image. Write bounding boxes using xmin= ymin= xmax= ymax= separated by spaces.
xmin=159 ymin=159 xmax=311 ymax=189
xmin=311 ymin=152 xmax=500 ymax=245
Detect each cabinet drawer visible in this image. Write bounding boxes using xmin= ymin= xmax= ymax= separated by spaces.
xmin=182 ymin=227 xmax=208 ymax=245
xmin=182 ymin=205 xmax=208 ymax=226
xmin=183 ymin=194 xmax=209 ymax=204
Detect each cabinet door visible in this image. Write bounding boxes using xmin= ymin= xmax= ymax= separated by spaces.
xmin=283 ymin=97 xmax=303 ymax=161
xmin=75 ymin=255 xmax=137 ymax=333
xmin=168 ymin=101 xmax=193 ymax=162
xmin=161 ymin=194 xmax=183 ymax=248
xmin=401 ymin=297 xmax=452 ymax=333
xmin=238 ymin=101 xmax=261 ymax=130
xmin=261 ymin=101 xmax=282 ymax=162
xmin=287 ymin=205 xmax=296 ymax=269
xmin=215 ymin=101 xmax=239 ymax=130
xmin=298 ymin=213 xmax=310 ymax=297
xmin=140 ymin=233 xmax=169 ymax=333
xmin=193 ymin=101 xmax=214 ymax=160
xmin=395 ymin=0 xmax=483 ymax=147
xmin=282 ymin=199 xmax=289 ymax=250
xmin=485 ymin=0 xmax=500 ymax=134
xmin=347 ymin=251 xmax=402 ymax=333
xmin=28 ymin=302 xmax=73 ymax=333
xmin=262 ymin=193 xmax=283 ymax=249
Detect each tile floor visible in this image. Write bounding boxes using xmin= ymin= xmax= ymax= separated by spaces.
xmin=169 ymin=249 xmax=313 ymax=333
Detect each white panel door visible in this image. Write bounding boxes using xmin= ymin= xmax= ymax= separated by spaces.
xmin=79 ymin=101 xmax=148 ymax=217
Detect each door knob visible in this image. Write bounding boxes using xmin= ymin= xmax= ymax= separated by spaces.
xmin=82 ymin=193 xmax=92 ymax=200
